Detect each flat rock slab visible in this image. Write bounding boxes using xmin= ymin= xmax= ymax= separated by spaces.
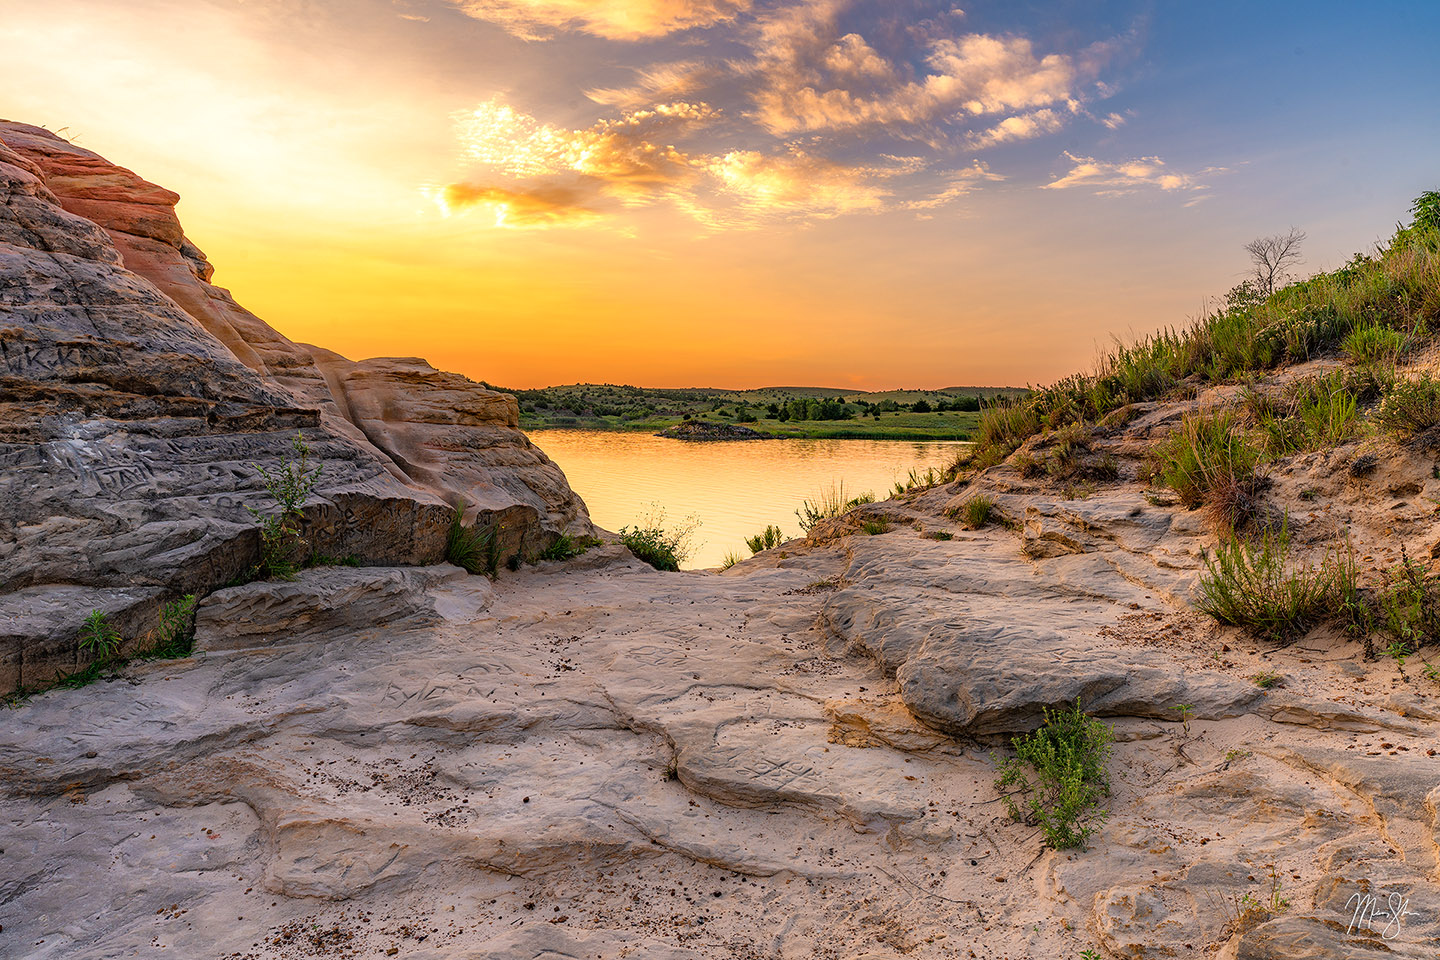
xmin=195 ymin=565 xmax=492 ymax=652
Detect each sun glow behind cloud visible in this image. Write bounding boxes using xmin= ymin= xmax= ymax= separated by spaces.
xmin=12 ymin=0 xmax=1424 ymax=391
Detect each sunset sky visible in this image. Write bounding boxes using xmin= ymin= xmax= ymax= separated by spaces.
xmin=3 ymin=1 xmax=1438 ymax=389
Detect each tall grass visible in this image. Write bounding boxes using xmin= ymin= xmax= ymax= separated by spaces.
xmin=796 ymin=482 xmax=876 ymax=534
xmin=1150 ymin=409 xmax=1267 ymax=530
xmin=446 ymin=501 xmax=498 ymax=577
xmin=1197 ymin=524 xmax=1359 ymax=643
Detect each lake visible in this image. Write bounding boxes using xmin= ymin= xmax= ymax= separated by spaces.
xmin=532 ymin=429 xmax=968 ymax=569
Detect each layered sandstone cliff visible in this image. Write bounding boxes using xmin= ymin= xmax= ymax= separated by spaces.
xmin=0 ymin=121 xmax=591 ymax=691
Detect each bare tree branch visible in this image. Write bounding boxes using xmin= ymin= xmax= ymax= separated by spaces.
xmin=1244 ymin=227 xmax=1306 ymax=295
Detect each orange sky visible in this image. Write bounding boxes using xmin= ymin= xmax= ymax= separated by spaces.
xmin=4 ymin=0 xmax=1434 ymax=390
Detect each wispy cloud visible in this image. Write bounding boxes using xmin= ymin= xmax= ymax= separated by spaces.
xmin=1043 ymin=151 xmax=1225 ymax=202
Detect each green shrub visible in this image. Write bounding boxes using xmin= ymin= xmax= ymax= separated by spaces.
xmin=994 ymin=699 xmax=1113 ymax=850
xmin=248 ymin=432 xmax=323 ymax=581
xmin=1376 ymin=374 xmax=1440 ymax=439
xmin=1343 ymin=324 xmax=1405 ymax=364
xmin=719 ymin=551 xmax=743 ymax=571
xmin=445 ymin=501 xmax=498 ymax=577
xmin=796 ymin=482 xmax=875 ymax=534
xmin=861 ymin=519 xmax=890 ymax=535
xmin=744 ymin=525 xmax=785 ymax=554
xmin=1197 ymin=525 xmax=1358 ymax=643
xmin=78 ymin=610 xmax=122 ymax=661
xmin=620 ymin=511 xmax=697 ymax=571
xmin=1151 ymin=409 xmax=1267 ymax=529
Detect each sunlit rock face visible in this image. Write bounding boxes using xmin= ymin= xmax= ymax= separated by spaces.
xmin=0 ymin=120 xmax=590 ymax=691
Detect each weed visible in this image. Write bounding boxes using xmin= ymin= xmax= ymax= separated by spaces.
xmin=1224 ymin=749 xmax=1252 ymax=763
xmin=537 ymin=534 xmax=601 ymax=563
xmin=1343 ymin=323 xmax=1406 ymax=364
xmin=994 ymin=699 xmax=1113 ymax=850
xmin=1377 ymin=373 xmax=1440 ymax=440
xmin=1250 ymin=669 xmax=1283 ymax=689
xmin=1176 ymin=703 xmax=1195 ymax=738
xmin=77 ymin=610 xmax=122 ymax=661
xmin=928 ymin=531 xmax=954 ymax=541
xmin=861 ymin=519 xmax=890 ymax=535
xmin=136 ymin=595 xmax=199 ymax=660
xmin=1377 ymin=546 xmax=1440 ymax=645
xmin=248 ymin=432 xmax=323 ymax=581
xmin=720 ymin=551 xmax=743 ymax=571
xmin=745 ymin=525 xmax=785 ymax=554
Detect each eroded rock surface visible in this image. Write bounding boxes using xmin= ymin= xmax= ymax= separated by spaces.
xmin=0 ymin=121 xmax=590 ymax=690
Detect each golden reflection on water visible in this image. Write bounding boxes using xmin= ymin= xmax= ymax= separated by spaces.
xmin=531 ymin=430 xmax=968 ymax=569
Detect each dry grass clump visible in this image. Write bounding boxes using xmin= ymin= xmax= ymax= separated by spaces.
xmin=1149 ymin=409 xmax=1268 ymax=531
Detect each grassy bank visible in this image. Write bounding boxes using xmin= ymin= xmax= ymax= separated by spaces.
xmin=527 ymin=409 xmax=981 ymax=440
xmin=506 ymin=383 xmax=1018 ymax=440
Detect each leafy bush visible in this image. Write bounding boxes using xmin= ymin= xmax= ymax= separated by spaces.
xmin=744 ymin=525 xmax=785 ymax=554
xmin=994 ymin=699 xmax=1113 ymax=850
xmin=78 ymin=610 xmax=122 ymax=661
xmin=249 ymin=432 xmax=323 ymax=581
xmin=1197 ymin=525 xmax=1358 ymax=643
xmin=1150 ymin=410 xmax=1267 ymax=530
xmin=796 ymin=482 xmax=875 ymax=534
xmin=445 ymin=501 xmax=498 ymax=577
xmin=1376 ymin=373 xmax=1440 ymax=439
xmin=620 ymin=510 xmax=698 ymax=571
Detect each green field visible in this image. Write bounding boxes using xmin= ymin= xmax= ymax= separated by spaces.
xmin=502 ymin=383 xmax=1023 ymax=441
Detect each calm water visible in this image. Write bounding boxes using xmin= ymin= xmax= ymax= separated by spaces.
xmin=533 ymin=430 xmax=967 ymax=569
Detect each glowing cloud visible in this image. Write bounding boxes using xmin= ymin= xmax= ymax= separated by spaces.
xmin=1043 ymin=151 xmax=1224 ymax=201
xmin=449 ymin=0 xmax=751 ymax=40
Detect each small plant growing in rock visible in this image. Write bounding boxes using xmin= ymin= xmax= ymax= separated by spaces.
xmin=957 ymin=494 xmax=995 ymax=529
xmin=1250 ymin=669 xmax=1283 ymax=689
xmin=445 ymin=501 xmax=499 ymax=577
xmin=1176 ymin=703 xmax=1195 ymax=738
xmin=719 ymin=551 xmax=743 ymax=571
xmin=744 ymin=525 xmax=785 ymax=554
xmin=537 ymin=533 xmax=601 ymax=563
xmin=994 ymin=699 xmax=1113 ymax=850
xmin=861 ymin=519 xmax=890 ymax=535
xmin=249 ymin=432 xmax=322 ymax=581
xmin=139 ymin=595 xmax=199 ymax=659
xmin=78 ymin=610 xmax=122 ymax=661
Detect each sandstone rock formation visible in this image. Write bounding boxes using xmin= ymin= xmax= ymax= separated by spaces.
xmin=2 ymin=122 xmax=1438 ymax=960
xmin=0 ymin=121 xmax=590 ymax=691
